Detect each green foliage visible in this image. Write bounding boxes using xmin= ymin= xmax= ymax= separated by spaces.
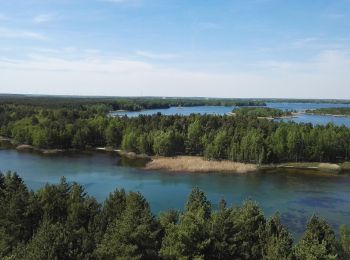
xmin=294 ymin=216 xmax=339 ymax=260
xmin=105 ymin=120 xmax=123 ymax=147
xmin=96 ymin=192 xmax=161 ymax=259
xmin=153 ymin=130 xmax=184 ymax=156
xmin=99 ymin=188 xmax=127 ymax=233
xmin=234 ymin=107 xmax=292 ymax=118
xmin=209 ymin=199 xmax=237 ymax=259
xmin=159 ymin=209 xmax=179 ymax=229
xmin=306 ymin=107 xmax=350 ymax=116
xmin=186 ymin=120 xmax=204 ymax=155
xmin=14 ymin=220 xmax=69 ymax=260
xmin=231 ymin=201 xmax=267 ymax=259
xmin=122 ymin=130 xmax=139 ymax=152
xmin=263 ymin=214 xmax=293 ymax=260
xmin=339 ymin=225 xmax=350 ymax=259
xmin=204 ymin=130 xmax=229 ymax=160
xmin=0 ymin=172 xmax=36 ymax=257
xmin=160 ymin=188 xmax=212 ymax=259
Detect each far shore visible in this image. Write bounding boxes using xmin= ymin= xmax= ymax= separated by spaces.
xmin=305 ymin=112 xmax=350 ymax=118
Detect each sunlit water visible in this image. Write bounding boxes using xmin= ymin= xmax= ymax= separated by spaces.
xmin=1 ymin=149 xmax=350 ymax=238
xmin=111 ymin=102 xmax=350 ymax=127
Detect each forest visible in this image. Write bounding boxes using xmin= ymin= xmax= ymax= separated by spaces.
xmin=233 ymin=107 xmax=293 ymax=118
xmin=0 ymin=171 xmax=349 ymax=260
xmin=1 ymin=102 xmax=350 ymax=164
xmin=0 ymin=95 xmax=266 ymax=111
xmin=306 ymin=108 xmax=350 ymax=116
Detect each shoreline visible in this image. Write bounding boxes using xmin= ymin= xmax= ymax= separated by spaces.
xmin=1 ymin=137 xmax=349 ymax=174
xmin=96 ymin=147 xmax=151 ymax=159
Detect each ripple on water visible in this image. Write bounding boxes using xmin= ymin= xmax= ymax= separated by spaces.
xmin=291 ymin=196 xmax=350 ymax=209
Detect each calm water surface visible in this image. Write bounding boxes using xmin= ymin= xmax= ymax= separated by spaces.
xmin=1 ymin=149 xmax=350 ymax=238
xmin=111 ymin=102 xmax=350 ymax=127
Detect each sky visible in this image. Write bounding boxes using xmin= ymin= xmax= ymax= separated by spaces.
xmin=0 ymin=0 xmax=350 ymax=99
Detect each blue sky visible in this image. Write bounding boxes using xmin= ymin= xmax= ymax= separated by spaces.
xmin=0 ymin=0 xmax=350 ymax=98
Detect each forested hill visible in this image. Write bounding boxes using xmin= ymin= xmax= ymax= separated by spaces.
xmin=1 ymin=172 xmax=350 ymax=259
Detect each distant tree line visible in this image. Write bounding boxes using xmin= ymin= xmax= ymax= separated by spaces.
xmin=306 ymin=107 xmax=350 ymax=116
xmin=1 ymin=172 xmax=350 ymax=259
xmin=0 ymin=95 xmax=266 ymax=111
xmin=1 ymin=104 xmax=350 ymax=163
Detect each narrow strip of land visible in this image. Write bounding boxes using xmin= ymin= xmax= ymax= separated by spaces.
xmin=305 ymin=107 xmax=350 ymax=117
xmin=144 ymin=156 xmax=257 ymax=173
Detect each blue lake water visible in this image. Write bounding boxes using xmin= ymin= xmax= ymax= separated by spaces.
xmin=1 ymin=149 xmax=350 ymax=238
xmin=111 ymin=102 xmax=350 ymax=127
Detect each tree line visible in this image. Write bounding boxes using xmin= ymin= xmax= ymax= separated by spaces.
xmin=306 ymin=107 xmax=350 ymax=116
xmin=1 ymin=104 xmax=350 ymax=164
xmin=1 ymin=172 xmax=349 ymax=259
xmin=0 ymin=95 xmax=266 ymax=111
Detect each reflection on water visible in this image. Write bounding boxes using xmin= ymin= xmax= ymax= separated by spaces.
xmin=0 ymin=149 xmax=350 ymax=238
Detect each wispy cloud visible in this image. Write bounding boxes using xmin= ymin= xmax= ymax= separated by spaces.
xmin=0 ymin=50 xmax=349 ymax=99
xmin=0 ymin=28 xmax=47 ymax=40
xmin=135 ymin=50 xmax=180 ymax=60
xmin=33 ymin=14 xmax=54 ymax=24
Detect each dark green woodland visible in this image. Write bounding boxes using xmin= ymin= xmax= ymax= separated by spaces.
xmin=1 ymin=97 xmax=350 ymax=164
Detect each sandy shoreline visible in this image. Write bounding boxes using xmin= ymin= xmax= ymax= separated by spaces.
xmin=144 ymin=156 xmax=257 ymax=173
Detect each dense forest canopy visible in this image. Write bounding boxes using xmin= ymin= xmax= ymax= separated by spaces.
xmin=0 ymin=172 xmax=349 ymax=260
xmin=1 ymin=99 xmax=350 ymax=164
xmin=306 ymin=107 xmax=350 ymax=116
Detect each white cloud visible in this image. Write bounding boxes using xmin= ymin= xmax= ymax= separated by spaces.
xmin=0 ymin=27 xmax=47 ymax=40
xmin=33 ymin=14 xmax=54 ymax=24
xmin=0 ymin=50 xmax=349 ymax=99
xmin=136 ymin=50 xmax=180 ymax=60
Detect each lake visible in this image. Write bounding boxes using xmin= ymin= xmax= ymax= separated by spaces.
xmin=111 ymin=102 xmax=350 ymax=127
xmin=1 ymin=149 xmax=350 ymax=238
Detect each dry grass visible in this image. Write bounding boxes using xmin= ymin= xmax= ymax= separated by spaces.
xmin=145 ymin=156 xmax=257 ymax=173
xmin=318 ymin=163 xmax=341 ymax=171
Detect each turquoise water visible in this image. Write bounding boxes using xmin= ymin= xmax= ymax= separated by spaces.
xmin=1 ymin=149 xmax=350 ymax=238
xmin=111 ymin=102 xmax=350 ymax=127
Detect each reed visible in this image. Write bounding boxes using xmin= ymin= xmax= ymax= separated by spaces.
xmin=145 ymin=156 xmax=257 ymax=173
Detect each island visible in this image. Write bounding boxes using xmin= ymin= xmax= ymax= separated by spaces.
xmin=230 ymin=107 xmax=295 ymax=119
xmin=305 ymin=107 xmax=350 ymax=117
